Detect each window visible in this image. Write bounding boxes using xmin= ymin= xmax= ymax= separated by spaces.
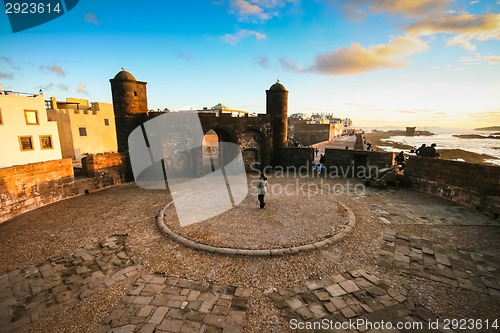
xmin=0 ymin=108 xmax=2 ymax=124
xmin=24 ymin=110 xmax=39 ymax=125
xmin=104 ymin=118 xmax=109 ymax=126
xmin=19 ymin=136 xmax=34 ymax=151
xmin=40 ymin=135 xmax=53 ymax=149
xmin=79 ymin=127 xmax=87 ymax=136
xmin=133 ymin=91 xmax=138 ymax=96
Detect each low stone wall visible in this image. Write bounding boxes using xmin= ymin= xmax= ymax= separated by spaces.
xmin=324 ymin=149 xmax=394 ymax=178
xmin=279 ymin=147 xmax=314 ymax=168
xmin=82 ymin=152 xmax=130 ymax=186
xmin=0 ymin=153 xmax=129 ymax=224
xmin=0 ymin=159 xmax=75 ymax=223
xmin=405 ymin=156 xmax=500 ymax=217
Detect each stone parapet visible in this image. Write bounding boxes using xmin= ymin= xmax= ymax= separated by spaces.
xmin=0 ymin=159 xmax=74 ymax=223
xmin=405 ymin=156 xmax=500 ymax=217
xmin=1 ymin=153 xmax=129 ymax=224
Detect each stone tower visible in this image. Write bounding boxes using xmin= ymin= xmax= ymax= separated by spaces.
xmin=110 ymin=69 xmax=148 ymax=152
xmin=266 ymin=80 xmax=288 ymax=165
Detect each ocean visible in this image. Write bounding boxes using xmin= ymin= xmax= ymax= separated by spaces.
xmin=371 ymin=127 xmax=500 ymax=166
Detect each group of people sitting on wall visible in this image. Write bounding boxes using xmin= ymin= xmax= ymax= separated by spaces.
xmin=363 ymin=138 xmax=375 ymax=151
xmin=394 ymin=143 xmax=440 ymax=170
xmin=415 ymin=143 xmax=440 ymax=158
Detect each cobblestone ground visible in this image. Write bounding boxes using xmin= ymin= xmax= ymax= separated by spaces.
xmin=0 ymin=180 xmax=499 ymax=333
xmin=377 ymin=227 xmax=500 ymax=296
xmin=95 ymin=274 xmax=250 ymax=333
xmin=0 ymin=235 xmax=142 ymax=332
xmin=268 ymin=268 xmax=445 ymax=333
xmin=374 ymin=203 xmax=498 ymax=226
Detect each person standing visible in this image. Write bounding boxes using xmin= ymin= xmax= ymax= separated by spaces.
xmin=257 ymin=175 xmax=268 ymax=209
xmin=313 ymin=154 xmax=325 ymax=175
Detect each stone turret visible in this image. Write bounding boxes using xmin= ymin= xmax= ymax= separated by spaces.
xmin=266 ymin=80 xmax=288 ymax=165
xmin=110 ymin=69 xmax=148 ymax=152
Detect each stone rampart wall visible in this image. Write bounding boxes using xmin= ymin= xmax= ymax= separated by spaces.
xmin=0 ymin=159 xmax=74 ymax=223
xmin=278 ymin=147 xmax=314 ymax=168
xmin=405 ymin=156 xmax=500 ymax=217
xmin=1 ymin=153 xmax=128 ymax=224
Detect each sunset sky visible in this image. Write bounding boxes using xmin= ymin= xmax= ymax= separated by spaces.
xmin=1 ymin=0 xmax=499 ymax=129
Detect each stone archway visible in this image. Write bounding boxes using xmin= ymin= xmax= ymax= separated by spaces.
xmin=202 ymin=127 xmax=239 ymax=172
xmin=239 ymin=129 xmax=267 ymax=171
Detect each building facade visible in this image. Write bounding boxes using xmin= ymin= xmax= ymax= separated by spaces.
xmin=47 ymin=97 xmax=118 ymax=160
xmin=0 ymin=90 xmax=62 ymax=168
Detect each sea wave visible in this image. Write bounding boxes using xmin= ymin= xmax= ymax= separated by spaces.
xmin=380 ymin=133 xmax=500 ymax=166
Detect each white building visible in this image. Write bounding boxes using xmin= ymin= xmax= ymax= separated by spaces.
xmin=343 ymin=118 xmax=353 ymax=135
xmin=0 ymin=87 xmax=62 ymax=168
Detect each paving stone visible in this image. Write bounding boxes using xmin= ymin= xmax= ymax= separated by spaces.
xmin=296 ymin=306 xmax=314 ymax=320
xmin=137 ymin=304 xmax=155 ymax=317
xmin=225 ymin=310 xmax=245 ymax=325
xmin=142 ymin=283 xmax=165 ymax=295
xmin=187 ymin=290 xmax=201 ymax=301
xmin=339 ymin=280 xmax=360 ymax=293
xmin=339 ymin=306 xmax=357 ymax=318
xmin=133 ymin=296 xmax=154 ymax=305
xmin=204 ymin=313 xmax=226 ymax=328
xmin=323 ymin=301 xmax=337 ymax=314
xmin=308 ymin=303 xmax=328 ymax=318
xmin=377 ymin=229 xmax=500 ymax=295
xmin=158 ymin=318 xmax=184 ymax=332
xmin=313 ymin=289 xmax=331 ymax=301
xmin=325 ymin=284 xmax=346 ymax=297
xmin=148 ymin=306 xmax=169 ymax=324
xmin=95 ymin=275 xmax=247 ymax=333
xmin=137 ymin=323 xmax=156 ymax=333
xmin=0 ymin=235 xmax=142 ymax=332
xmin=286 ymin=296 xmax=305 ymax=310
xmin=329 ymin=297 xmax=348 ymax=310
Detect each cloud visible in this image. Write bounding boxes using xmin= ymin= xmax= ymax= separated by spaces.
xmin=40 ymin=65 xmax=66 ymax=76
xmin=57 ymin=83 xmax=70 ymax=91
xmin=0 ymin=56 xmax=20 ymax=70
xmin=341 ymin=0 xmax=452 ymax=18
xmin=38 ymin=83 xmax=54 ymax=91
xmin=459 ymin=54 xmax=500 ymax=64
xmin=229 ymin=0 xmax=269 ymax=20
xmin=484 ymin=55 xmax=500 ymax=63
xmin=279 ymin=58 xmax=305 ymax=72
xmin=0 ymin=72 xmax=13 ymax=79
xmin=227 ymin=0 xmax=297 ymax=21
xmin=368 ymin=0 xmax=453 ymax=17
xmin=221 ymin=29 xmax=266 ymax=45
xmin=341 ymin=3 xmax=367 ymax=22
xmin=394 ymin=110 xmax=448 ymax=118
xmin=77 ymin=83 xmax=89 ymax=95
xmin=467 ymin=111 xmax=500 ymax=121
xmin=171 ymin=49 xmax=195 ymax=61
xmin=257 ymin=56 xmax=270 ymax=68
xmin=305 ymin=34 xmax=429 ymax=75
xmin=396 ymin=109 xmax=440 ymax=114
xmin=84 ymin=12 xmax=101 ymax=25
xmin=407 ymin=13 xmax=500 ymax=50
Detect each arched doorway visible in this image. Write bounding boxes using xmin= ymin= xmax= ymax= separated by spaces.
xmin=202 ymin=129 xmax=220 ymax=173
xmin=239 ymin=129 xmax=267 ymax=171
xmin=161 ymin=127 xmax=198 ymax=176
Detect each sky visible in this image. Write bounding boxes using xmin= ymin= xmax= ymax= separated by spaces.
xmin=1 ymin=0 xmax=499 ymax=129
